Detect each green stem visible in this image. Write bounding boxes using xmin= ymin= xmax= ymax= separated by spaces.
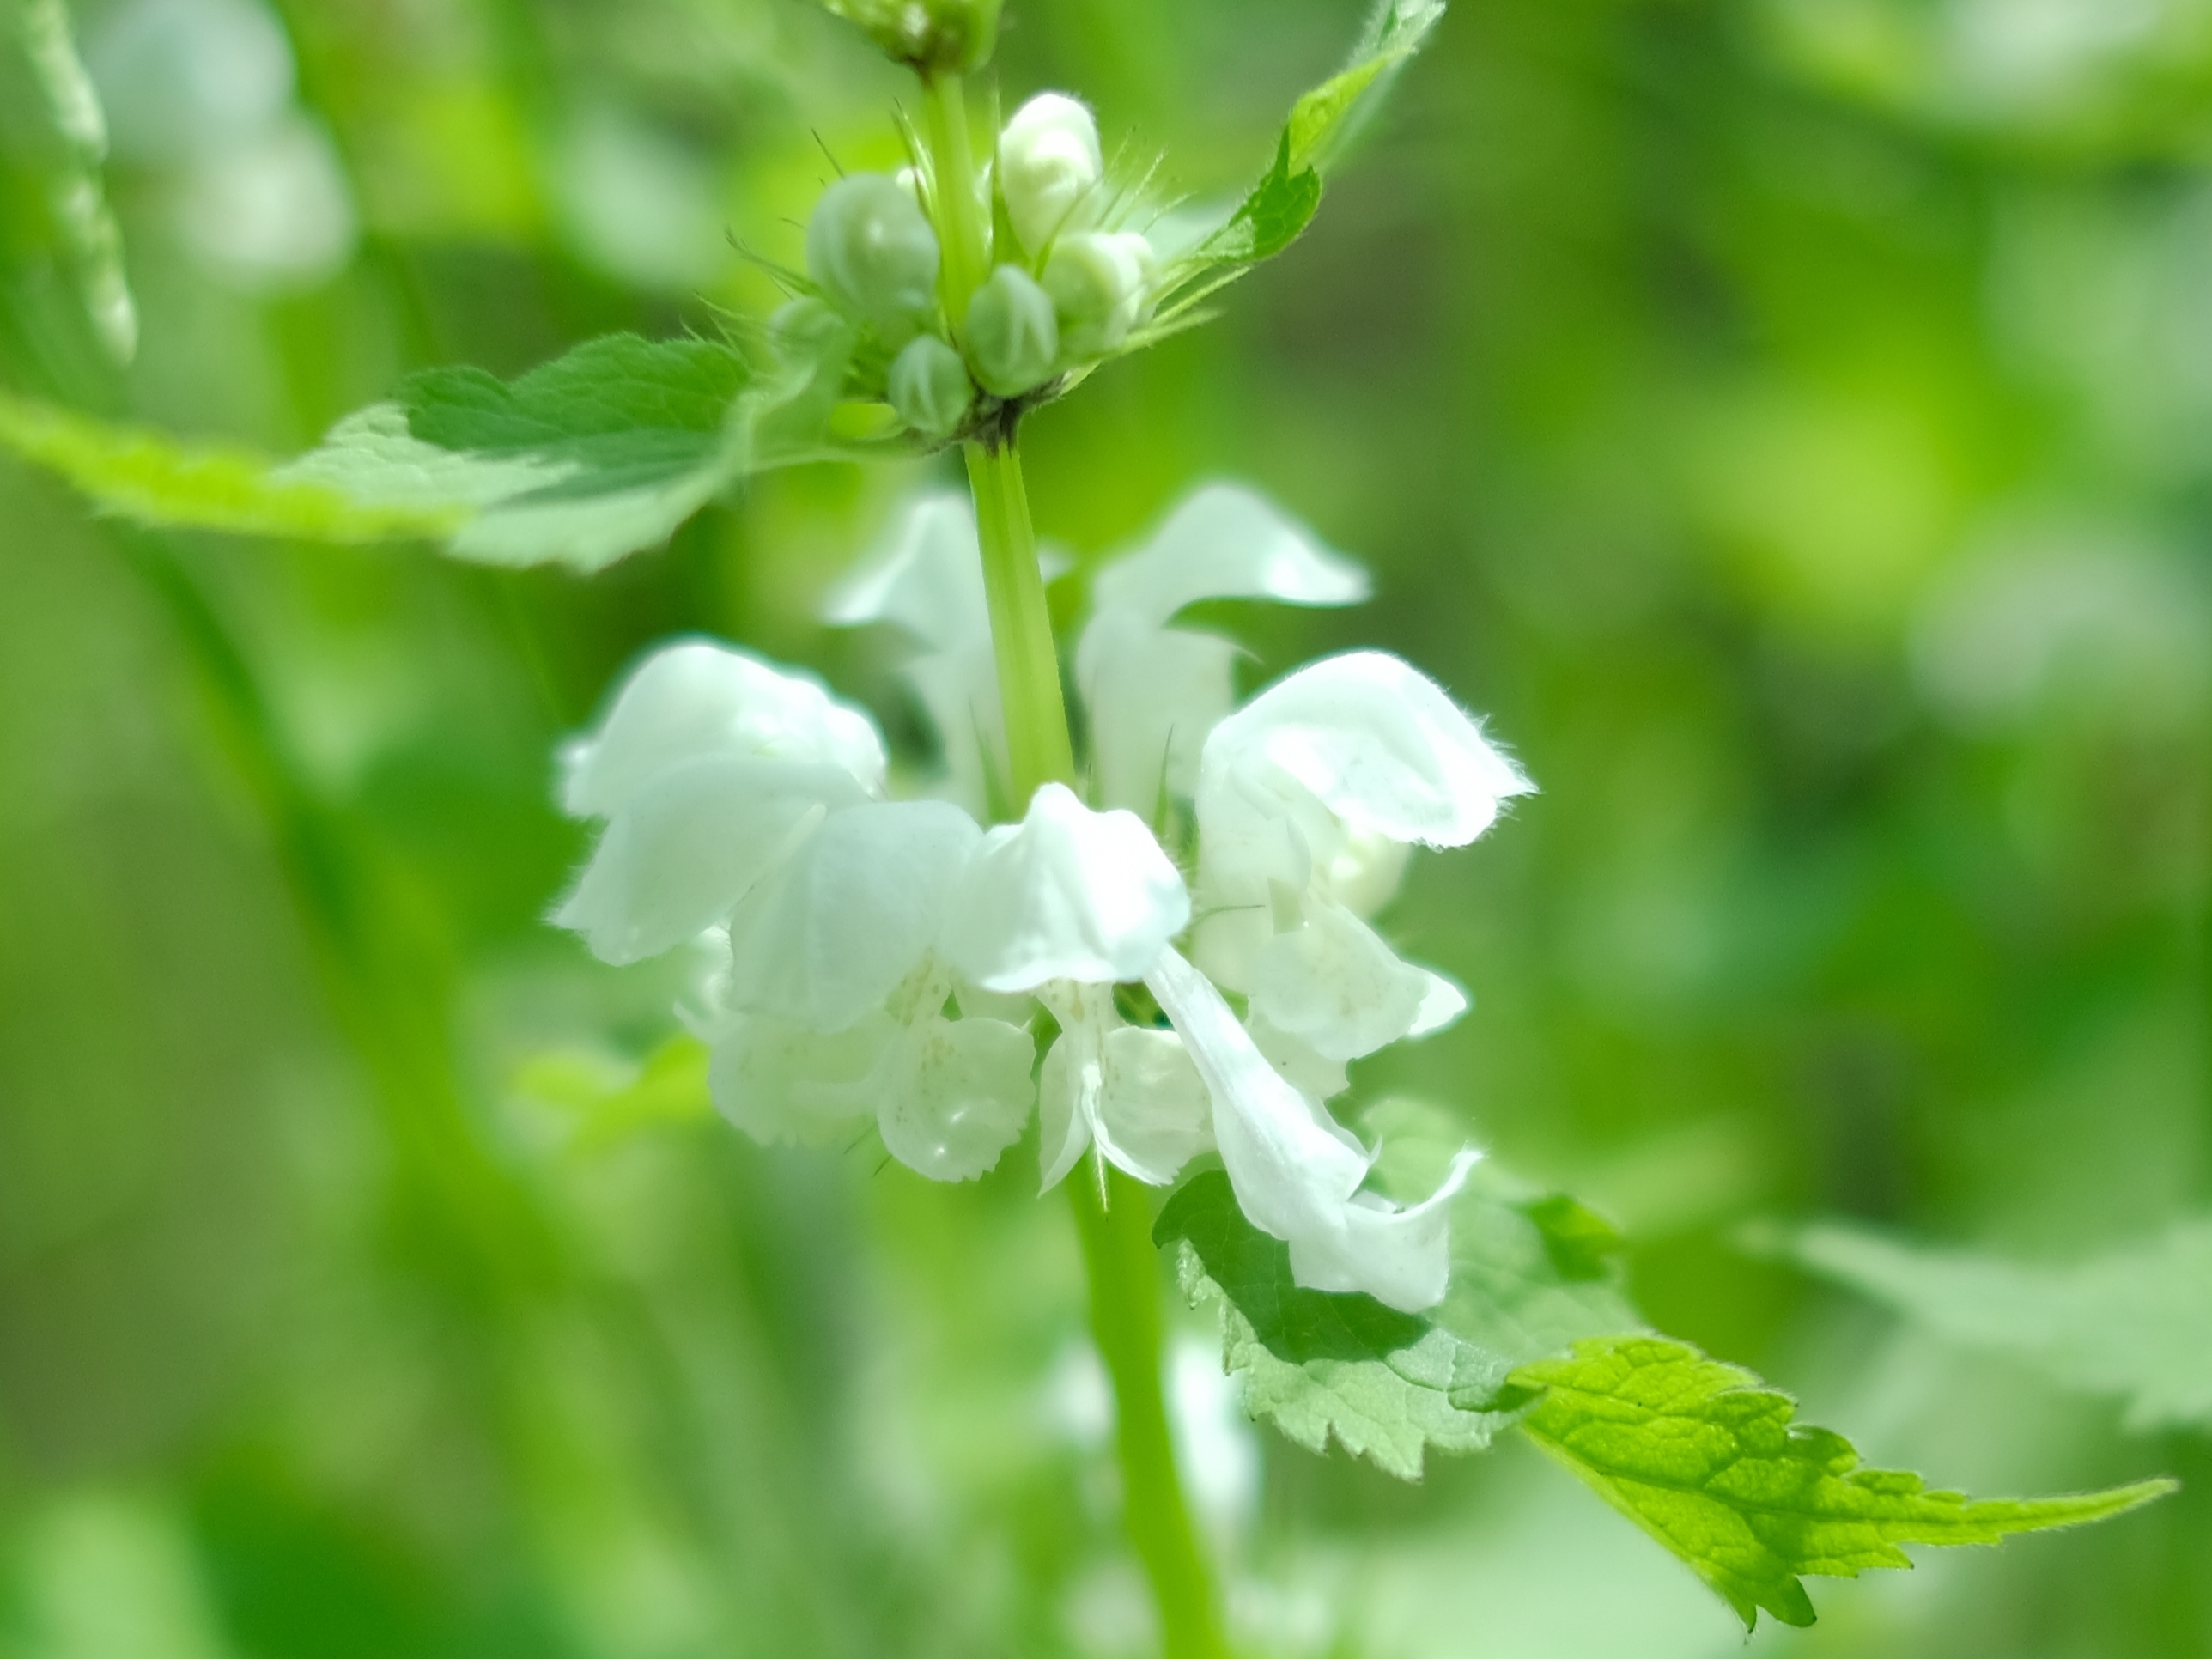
xmin=1069 ymin=1170 xmax=1232 ymax=1659
xmin=923 ymin=75 xmax=1224 ymax=1652
xmin=920 ymin=70 xmax=988 ymax=343
xmin=963 ymin=436 xmax=1075 ymax=799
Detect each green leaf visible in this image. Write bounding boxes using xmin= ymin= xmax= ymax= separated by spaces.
xmin=0 ymin=329 xmax=881 ymax=568
xmin=1156 ymin=1160 xmax=1634 ymax=1480
xmin=1173 ymin=0 xmax=1444 ymax=287
xmin=1286 ymin=0 xmax=1448 ymax=173
xmin=3 ymin=0 xmax=137 ymax=361
xmin=276 ymin=334 xmax=760 ymax=572
xmin=512 ymin=1035 xmax=714 ymax=1151
xmin=1516 ymin=1334 xmax=2177 ymax=1631
xmin=0 ymin=389 xmax=459 ymax=541
xmin=1784 ymin=1217 xmax=2212 ymax=1431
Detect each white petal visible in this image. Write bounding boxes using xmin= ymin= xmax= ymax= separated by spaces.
xmin=1075 ymin=609 xmax=1239 ymax=814
xmin=820 ymin=492 xmax=988 ymax=653
xmin=1198 ymin=651 xmax=1534 ymax=852
xmin=1096 ymin=1025 xmax=1212 ymax=1182
xmin=943 ymin=782 xmax=1191 ymax=992
xmin=722 ymin=800 xmax=982 ymax=1031
xmin=1247 ymin=1012 xmax=1350 ymax=1103
xmin=708 ymin=1009 xmax=893 ymax=1146
xmin=877 ymin=1016 xmax=1036 ymax=1181
xmin=562 ymin=639 xmax=886 ymax=817
xmin=1407 ymin=969 xmax=1468 ymax=1038
xmin=1091 ymin=483 xmax=1369 ymax=629
xmin=554 ymin=757 xmax=866 ymax=964
xmin=1249 ymin=896 xmax=1437 ymax=1062
xmin=1286 ymin=1152 xmax=1480 ymax=1313
xmin=1145 ymin=945 xmax=1466 ymax=1312
xmin=1038 ymin=984 xmax=1210 ymax=1188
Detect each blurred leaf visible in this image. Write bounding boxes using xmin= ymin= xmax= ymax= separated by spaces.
xmin=513 ymin=1034 xmax=714 ymax=1150
xmin=1157 ymin=1164 xmax=1633 ymax=1480
xmin=0 ymin=331 xmax=891 ymax=569
xmin=1515 ymin=1334 xmax=2177 ymax=1631
xmin=1784 ymin=1218 xmax=2212 ymax=1431
xmin=3 ymin=0 xmax=135 ymax=362
xmin=0 ymin=388 xmax=459 ymax=540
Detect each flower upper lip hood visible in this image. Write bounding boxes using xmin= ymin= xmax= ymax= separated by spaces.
xmin=942 ymin=781 xmax=1191 ymax=993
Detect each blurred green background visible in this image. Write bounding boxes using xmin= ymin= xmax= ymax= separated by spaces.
xmin=2 ymin=0 xmax=2207 ymax=1654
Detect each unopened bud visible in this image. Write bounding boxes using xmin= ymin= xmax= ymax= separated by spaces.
xmin=889 ymin=334 xmax=975 ymax=438
xmin=999 ymin=93 xmax=1102 ymax=257
xmin=808 ymin=0 xmax=1003 ymax=74
xmin=964 ymin=264 xmax=1058 ymax=398
xmin=1042 ymin=230 xmax=1155 ymax=358
xmin=806 ymin=173 xmax=939 ymax=343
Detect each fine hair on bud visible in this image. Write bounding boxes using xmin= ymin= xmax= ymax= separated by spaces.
xmin=964 ymin=265 xmax=1058 ymax=398
xmin=998 ymin=93 xmax=1103 ymax=258
xmin=889 ymin=335 xmax=975 ymax=438
xmin=806 ymin=173 xmax=941 ymax=344
xmin=1042 ymin=231 xmax=1155 ymax=358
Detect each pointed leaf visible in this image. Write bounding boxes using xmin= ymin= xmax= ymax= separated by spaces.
xmin=0 ymin=329 xmax=890 ymax=568
xmin=1516 ymin=1334 xmax=2177 ymax=1631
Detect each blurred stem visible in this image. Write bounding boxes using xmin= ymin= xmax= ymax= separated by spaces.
xmin=964 ymin=436 xmax=1075 ymax=798
xmin=921 ymin=71 xmax=988 ymax=342
xmin=962 ymin=428 xmax=1224 ymax=1655
xmin=1069 ymin=1170 xmax=1231 ymax=1659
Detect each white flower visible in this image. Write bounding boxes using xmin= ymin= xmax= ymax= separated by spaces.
xmin=556 ymin=640 xmax=1200 ymax=1189
xmin=1190 ymin=650 xmax=1534 ymax=1065
xmin=937 ymin=781 xmax=1203 ymax=1190
xmin=557 ymin=480 xmax=1535 ymax=1312
xmin=1074 ymin=482 xmax=1368 ymax=815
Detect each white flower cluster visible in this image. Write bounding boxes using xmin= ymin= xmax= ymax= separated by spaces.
xmin=554 ymin=485 xmax=1531 ymax=1312
xmin=800 ymin=92 xmax=1160 ymax=440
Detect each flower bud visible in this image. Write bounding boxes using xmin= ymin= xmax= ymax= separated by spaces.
xmin=1041 ymin=230 xmax=1155 ymax=358
xmin=963 ymin=264 xmax=1058 ymax=398
xmin=806 ymin=173 xmax=939 ymax=343
xmin=888 ymin=334 xmax=975 ymax=438
xmin=998 ymin=93 xmax=1103 ymax=257
xmin=811 ymin=0 xmax=1002 ymax=74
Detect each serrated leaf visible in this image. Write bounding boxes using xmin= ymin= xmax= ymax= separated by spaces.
xmin=1785 ymin=1218 xmax=2212 ymax=1431
xmin=275 ymin=334 xmax=760 ymax=572
xmin=0 ymin=330 xmax=882 ymax=568
xmin=3 ymin=0 xmax=137 ymax=361
xmin=1156 ymin=1163 xmax=1634 ymax=1480
xmin=1516 ymin=1334 xmax=2176 ymax=1631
